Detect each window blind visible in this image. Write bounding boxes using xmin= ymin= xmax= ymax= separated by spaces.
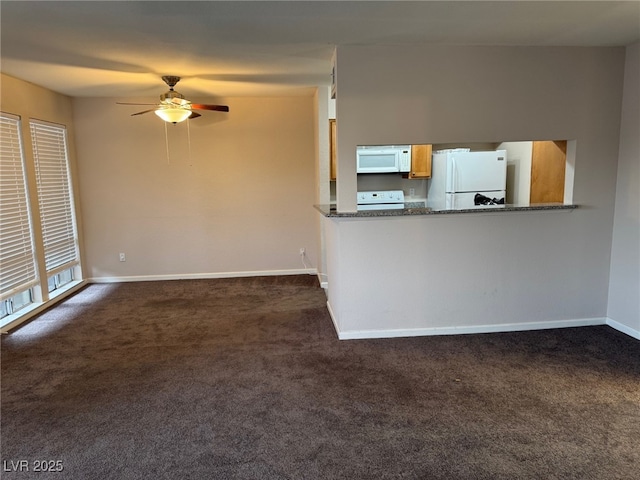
xmin=30 ymin=120 xmax=78 ymax=275
xmin=0 ymin=113 xmax=38 ymax=298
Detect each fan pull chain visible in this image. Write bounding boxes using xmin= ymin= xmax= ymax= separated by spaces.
xmin=187 ymin=119 xmax=193 ymax=166
xmin=164 ymin=121 xmax=170 ymax=164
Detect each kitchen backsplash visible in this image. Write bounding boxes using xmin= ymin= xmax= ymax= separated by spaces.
xmin=357 ymin=174 xmax=427 ymax=200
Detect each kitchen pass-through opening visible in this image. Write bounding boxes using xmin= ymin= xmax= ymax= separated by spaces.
xmin=355 ymin=139 xmax=575 ymax=208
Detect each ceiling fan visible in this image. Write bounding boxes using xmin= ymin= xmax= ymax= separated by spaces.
xmin=117 ymin=76 xmax=229 ymax=124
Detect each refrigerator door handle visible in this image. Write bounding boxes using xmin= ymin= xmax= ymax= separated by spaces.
xmin=452 ymin=159 xmax=458 ymax=192
xmin=447 ymin=158 xmax=457 ymax=193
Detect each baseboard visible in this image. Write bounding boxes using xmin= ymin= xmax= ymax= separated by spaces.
xmin=325 ymin=301 xmax=340 ymax=339
xmin=88 ymin=268 xmax=317 ymax=283
xmin=316 ymin=271 xmax=328 ymax=289
xmin=606 ymin=317 xmax=640 ymax=340
xmin=336 ymin=317 xmax=608 ymax=340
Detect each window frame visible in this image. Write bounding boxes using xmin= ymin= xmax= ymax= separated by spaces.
xmin=30 ymin=119 xmax=80 ymax=278
xmin=0 ymin=113 xmax=84 ymax=331
xmin=0 ymin=112 xmax=38 ymax=301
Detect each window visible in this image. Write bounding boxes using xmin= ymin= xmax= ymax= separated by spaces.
xmin=30 ymin=120 xmax=79 ymax=278
xmin=0 ymin=113 xmax=37 ymax=316
xmin=47 ymin=267 xmax=75 ymax=293
xmin=0 ymin=114 xmax=82 ymax=330
xmin=0 ymin=289 xmax=33 ymax=318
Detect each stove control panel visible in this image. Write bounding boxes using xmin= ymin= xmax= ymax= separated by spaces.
xmin=357 ymin=190 xmax=405 ymax=210
xmin=357 ymin=190 xmax=405 ymax=204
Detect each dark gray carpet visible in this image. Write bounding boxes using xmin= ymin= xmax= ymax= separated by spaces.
xmin=1 ymin=275 xmax=639 ymax=479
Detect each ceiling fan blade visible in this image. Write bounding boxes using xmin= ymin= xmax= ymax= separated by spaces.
xmin=117 ymin=102 xmax=158 ymax=106
xmin=189 ymin=112 xmax=201 ymax=119
xmin=131 ymin=109 xmax=156 ymax=116
xmin=191 ymin=104 xmax=230 ymax=112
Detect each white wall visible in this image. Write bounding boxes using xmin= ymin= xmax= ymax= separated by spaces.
xmin=608 ymin=42 xmax=640 ymax=337
xmin=72 ymin=96 xmax=319 ymax=281
xmin=326 ymin=210 xmax=603 ymax=338
xmin=327 ymin=45 xmax=627 ymax=338
xmin=315 ymin=87 xmax=331 ymax=283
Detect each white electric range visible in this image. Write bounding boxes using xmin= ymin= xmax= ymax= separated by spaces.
xmin=357 ymin=190 xmax=405 ymax=211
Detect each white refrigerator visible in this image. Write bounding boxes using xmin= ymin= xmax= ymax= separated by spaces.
xmin=427 ymin=149 xmax=507 ymax=210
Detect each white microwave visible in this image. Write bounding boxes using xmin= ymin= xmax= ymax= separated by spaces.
xmin=356 ymin=145 xmax=411 ymax=173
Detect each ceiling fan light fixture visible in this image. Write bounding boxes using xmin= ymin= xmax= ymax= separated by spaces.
xmin=154 ymin=106 xmax=191 ymax=123
xmin=117 ymin=76 xmax=229 ymax=121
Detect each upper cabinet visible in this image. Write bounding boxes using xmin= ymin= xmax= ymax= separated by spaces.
xmin=409 ymin=144 xmax=432 ymax=179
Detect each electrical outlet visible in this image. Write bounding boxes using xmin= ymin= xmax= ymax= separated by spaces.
xmin=299 ymin=248 xmax=305 ymax=256
xmin=409 ymin=188 xmax=415 ymax=197
xmin=119 ymin=252 xmax=126 ymax=262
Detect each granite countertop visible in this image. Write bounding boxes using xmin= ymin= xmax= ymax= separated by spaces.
xmin=314 ymin=202 xmax=577 ymax=218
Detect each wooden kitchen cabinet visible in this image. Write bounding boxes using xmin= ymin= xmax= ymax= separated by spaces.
xmin=329 ymin=119 xmax=337 ymax=181
xmin=409 ymin=144 xmax=432 ymax=178
xmin=530 ymin=140 xmax=566 ymax=203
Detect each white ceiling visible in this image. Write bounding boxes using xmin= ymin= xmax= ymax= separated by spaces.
xmin=1 ymin=1 xmax=639 ymax=99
